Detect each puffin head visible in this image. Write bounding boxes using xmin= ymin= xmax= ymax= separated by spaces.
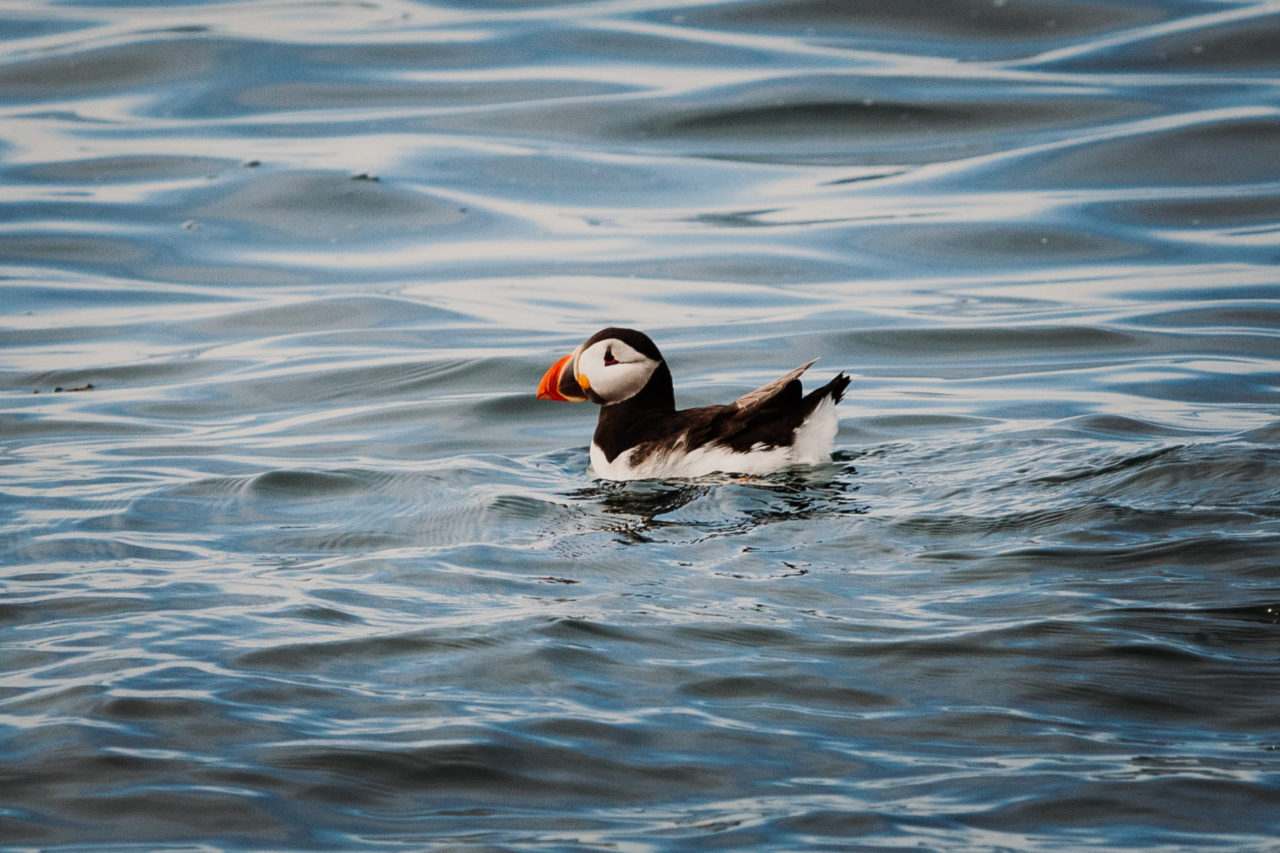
xmin=536 ymin=327 xmax=665 ymax=406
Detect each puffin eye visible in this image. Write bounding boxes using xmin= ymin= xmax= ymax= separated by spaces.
xmin=603 ymin=347 xmax=618 ymax=366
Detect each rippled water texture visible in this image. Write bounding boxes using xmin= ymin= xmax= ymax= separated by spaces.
xmin=3 ymin=0 xmax=1280 ymax=849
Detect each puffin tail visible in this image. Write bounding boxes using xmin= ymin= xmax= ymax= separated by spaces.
xmin=807 ymin=372 xmax=851 ymax=406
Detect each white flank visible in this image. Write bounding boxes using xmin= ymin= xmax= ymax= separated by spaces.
xmin=789 ymin=394 xmax=840 ymax=465
xmin=589 ymin=395 xmax=841 ymax=481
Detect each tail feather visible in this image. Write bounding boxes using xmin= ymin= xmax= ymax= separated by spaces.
xmin=807 ymin=372 xmax=851 ymax=405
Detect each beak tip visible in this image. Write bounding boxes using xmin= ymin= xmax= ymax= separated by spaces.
xmin=537 ymin=351 xmax=581 ymax=403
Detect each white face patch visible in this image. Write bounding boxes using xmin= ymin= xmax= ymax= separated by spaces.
xmin=576 ymin=338 xmax=659 ymax=405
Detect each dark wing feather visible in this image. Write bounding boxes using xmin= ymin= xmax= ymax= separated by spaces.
xmin=732 ymin=359 xmax=817 ymax=414
xmin=681 ymin=363 xmax=849 ymax=455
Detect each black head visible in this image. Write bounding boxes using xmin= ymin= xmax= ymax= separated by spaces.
xmin=537 ymin=327 xmax=669 ymax=407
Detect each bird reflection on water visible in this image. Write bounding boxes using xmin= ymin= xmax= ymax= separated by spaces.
xmin=565 ymin=453 xmax=866 ymax=545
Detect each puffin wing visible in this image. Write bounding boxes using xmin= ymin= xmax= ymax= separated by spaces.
xmin=672 ymin=359 xmax=821 ymax=454
xmin=732 ymin=359 xmax=818 ymax=415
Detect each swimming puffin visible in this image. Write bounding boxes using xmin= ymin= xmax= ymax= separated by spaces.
xmin=536 ymin=328 xmax=850 ymax=480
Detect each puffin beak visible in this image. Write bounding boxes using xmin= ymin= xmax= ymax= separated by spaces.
xmin=536 ymin=349 xmax=588 ymax=402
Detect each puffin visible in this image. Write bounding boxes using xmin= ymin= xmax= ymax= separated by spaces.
xmin=536 ymin=328 xmax=850 ymax=480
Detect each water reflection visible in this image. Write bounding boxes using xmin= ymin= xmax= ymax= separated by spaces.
xmin=565 ymin=457 xmax=866 ymax=543
xmin=572 ymin=478 xmax=712 ymax=521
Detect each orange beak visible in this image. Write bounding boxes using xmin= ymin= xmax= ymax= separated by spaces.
xmin=536 ymin=351 xmax=588 ymax=402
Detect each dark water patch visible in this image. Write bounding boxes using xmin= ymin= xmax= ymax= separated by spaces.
xmin=681 ymin=672 xmax=898 ymax=712
xmin=634 ymin=80 xmax=1154 ymax=165
xmin=188 ymin=170 xmax=470 ymax=242
xmin=1038 ymin=7 xmax=1280 ymax=72
xmin=0 ymin=412 xmax=166 ymax=440
xmin=1127 ymin=302 xmax=1280 ymax=333
xmin=405 ymin=82 xmax=1149 ymax=167
xmin=0 ymin=585 xmax=273 ymax=631
xmin=1096 ymin=448 xmax=1280 ymax=508
xmin=857 ymin=616 xmax=1279 ymax=728
xmin=145 ymin=473 xmax=257 ymax=502
xmin=0 ymin=683 xmax=110 ymax=725
xmin=0 ymin=37 xmax=222 ymax=99
xmin=990 ymin=533 xmax=1280 ymax=580
xmin=0 ymin=277 xmax=242 ymax=324
xmin=853 ymin=324 xmax=1139 ymax=364
xmin=1000 ymin=116 xmax=1280 ymax=189
xmin=18 ymin=357 xmax=246 ymax=396
xmin=139 ymin=259 xmax=309 ymax=287
xmin=271 ymin=742 xmax=529 ymax=802
xmin=0 ymin=16 xmax=89 ymax=43
xmin=424 ymin=149 xmax=724 ymax=210
xmin=678 ymin=0 xmax=1171 ymax=56
xmin=1239 ymin=420 xmax=1280 ymax=445
xmin=654 ymin=87 xmax=1139 ymax=140
xmin=126 ymin=362 xmax=479 ymax=429
xmin=156 ymin=30 xmax=647 ymax=119
xmin=1114 ymin=364 xmax=1280 ymax=406
xmin=896 ymin=503 xmax=1129 ymax=547
xmin=2 ymin=536 xmax=196 ymax=567
xmin=1031 ymin=444 xmax=1183 ymax=486
xmin=0 ymin=647 xmax=65 ymax=684
xmin=1120 ymin=281 xmax=1280 ymax=305
xmin=671 ymin=622 xmax=804 ymax=651
xmin=11 ymin=786 xmax=290 ymax=847
xmin=235 ymin=630 xmax=504 ymax=674
xmin=1056 ymin=413 xmax=1206 ymax=439
xmin=97 ymin=694 xmax=226 ymax=723
xmin=257 ymin=738 xmax=728 ymax=809
xmin=538 ymin=617 xmax=663 ymax=653
xmin=8 ymin=154 xmax=233 ymax=184
xmin=854 ymin=413 xmax=994 ymax=438
xmin=969 ymin=777 xmax=1280 ymax=839
xmin=247 ymin=357 xmax=486 ymax=410
xmin=249 ymin=528 xmax=420 ymax=555
xmin=657 ymin=97 xmax=962 ymax=141
xmin=868 ymin=221 xmax=1154 ymax=267
xmin=0 ymin=233 xmax=152 ymax=270
xmin=247 ymin=469 xmax=374 ymax=499
xmin=486 ymin=491 xmax=575 ymax=524
xmin=186 ymin=294 xmax=468 ymax=338
xmin=766 ymin=809 xmax=892 ymax=843
xmin=238 ymin=77 xmax=635 ymax=112
xmin=578 ymin=253 xmax=859 ymax=286
xmin=546 ymin=23 xmax=786 ymax=69
xmin=279 ymin=604 xmax=364 ymax=625
xmin=1095 ymin=602 xmax=1280 ymax=661
xmin=1113 ymin=193 xmax=1280 ymax=230
xmin=282 ymin=37 xmax=517 ymax=72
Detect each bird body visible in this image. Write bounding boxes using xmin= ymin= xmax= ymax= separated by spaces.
xmin=537 ymin=328 xmax=849 ymax=480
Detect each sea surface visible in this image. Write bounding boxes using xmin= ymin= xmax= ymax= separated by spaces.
xmin=2 ymin=0 xmax=1279 ymax=850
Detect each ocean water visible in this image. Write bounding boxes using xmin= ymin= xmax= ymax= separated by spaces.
xmin=2 ymin=0 xmax=1279 ymax=849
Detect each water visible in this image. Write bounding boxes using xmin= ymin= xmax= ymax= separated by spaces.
xmin=2 ymin=0 xmax=1279 ymax=849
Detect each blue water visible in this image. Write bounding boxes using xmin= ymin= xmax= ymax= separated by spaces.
xmin=3 ymin=0 xmax=1279 ymax=849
